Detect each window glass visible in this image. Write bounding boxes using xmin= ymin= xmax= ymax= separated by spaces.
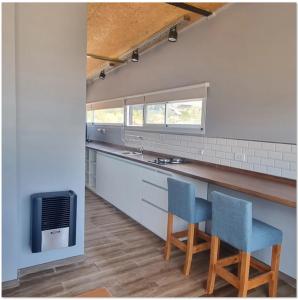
xmin=145 ymin=103 xmax=165 ymax=124
xmin=93 ymin=107 xmax=124 ymax=124
xmin=166 ymin=100 xmax=203 ymax=126
xmin=127 ymin=104 xmax=143 ymax=126
xmin=86 ymin=110 xmax=93 ymax=123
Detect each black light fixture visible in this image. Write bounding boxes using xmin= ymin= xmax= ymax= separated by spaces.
xmin=99 ymin=70 xmax=105 ymax=80
xmin=131 ymin=49 xmax=139 ymax=62
xmin=168 ymin=26 xmax=177 ymax=42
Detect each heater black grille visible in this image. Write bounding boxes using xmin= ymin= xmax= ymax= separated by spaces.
xmin=41 ymin=197 xmax=70 ymax=230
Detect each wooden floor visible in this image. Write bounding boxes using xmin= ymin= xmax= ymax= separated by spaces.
xmin=3 ymin=189 xmax=296 ymax=297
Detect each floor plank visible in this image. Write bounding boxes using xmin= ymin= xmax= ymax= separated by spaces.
xmin=2 ymin=189 xmax=296 ymax=297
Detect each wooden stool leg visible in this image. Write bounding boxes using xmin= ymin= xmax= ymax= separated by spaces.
xmin=183 ymin=223 xmax=195 ymax=276
xmin=194 ymin=223 xmax=199 ymax=243
xmin=269 ymin=244 xmax=281 ymax=297
xmin=237 ymin=250 xmax=241 ymax=277
xmin=165 ymin=213 xmax=174 ymax=261
xmin=238 ymin=251 xmax=251 ymax=297
xmin=206 ymin=236 xmax=220 ymax=295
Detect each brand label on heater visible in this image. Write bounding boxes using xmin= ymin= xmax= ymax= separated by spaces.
xmin=41 ymin=227 xmax=69 ymax=251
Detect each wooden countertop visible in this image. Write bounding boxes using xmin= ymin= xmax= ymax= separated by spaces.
xmin=86 ymin=142 xmax=296 ymax=208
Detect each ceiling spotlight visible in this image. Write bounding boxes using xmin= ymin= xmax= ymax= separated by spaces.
xmin=168 ymin=26 xmax=177 ymax=42
xmin=131 ymin=49 xmax=139 ymax=62
xmin=99 ymin=70 xmax=105 ymax=80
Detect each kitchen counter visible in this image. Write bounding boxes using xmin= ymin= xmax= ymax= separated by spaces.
xmin=86 ymin=142 xmax=296 ymax=208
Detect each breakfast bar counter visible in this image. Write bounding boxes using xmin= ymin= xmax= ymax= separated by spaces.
xmin=86 ymin=142 xmax=296 ymax=208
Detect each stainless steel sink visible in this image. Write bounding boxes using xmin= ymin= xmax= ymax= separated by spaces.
xmin=121 ymin=151 xmax=142 ymax=156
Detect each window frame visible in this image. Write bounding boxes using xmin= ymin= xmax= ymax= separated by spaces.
xmin=86 ymin=110 xmax=94 ymax=124
xmin=92 ymin=107 xmax=125 ymax=126
xmin=144 ymin=102 xmax=167 ymax=127
xmin=125 ymin=103 xmax=145 ymax=127
xmin=125 ymin=97 xmax=206 ymax=135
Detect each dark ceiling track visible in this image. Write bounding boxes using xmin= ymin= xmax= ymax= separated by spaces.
xmin=167 ymin=3 xmax=212 ymax=17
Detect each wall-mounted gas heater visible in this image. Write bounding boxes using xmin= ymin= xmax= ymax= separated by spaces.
xmin=31 ymin=190 xmax=77 ymax=253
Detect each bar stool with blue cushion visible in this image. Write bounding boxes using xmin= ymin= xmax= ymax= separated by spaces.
xmin=206 ymin=191 xmax=282 ymax=297
xmin=165 ymin=178 xmax=212 ymax=276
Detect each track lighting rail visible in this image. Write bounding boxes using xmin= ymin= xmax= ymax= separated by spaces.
xmin=167 ymin=3 xmax=212 ymax=17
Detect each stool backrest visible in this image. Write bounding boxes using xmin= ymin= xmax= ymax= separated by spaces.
xmin=167 ymin=178 xmax=196 ymax=223
xmin=211 ymin=191 xmax=252 ymax=251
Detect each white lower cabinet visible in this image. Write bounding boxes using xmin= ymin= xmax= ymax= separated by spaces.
xmin=94 ymin=149 xmax=208 ymax=240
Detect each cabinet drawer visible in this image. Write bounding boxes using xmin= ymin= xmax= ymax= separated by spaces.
xmin=140 ymin=198 xmax=168 ymax=240
xmin=141 ymin=166 xmax=173 ymax=189
xmin=140 ymin=198 xmax=188 ymax=241
xmin=141 ymin=180 xmax=168 ymax=211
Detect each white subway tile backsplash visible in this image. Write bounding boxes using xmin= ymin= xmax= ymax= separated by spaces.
xmin=215 ymin=151 xmax=226 ymax=158
xmin=237 ymin=140 xmax=249 ymax=147
xmin=254 ymin=164 xmax=267 ymax=173
xmin=227 ymin=139 xmax=238 ymax=146
xmin=268 ymin=151 xmax=282 ymax=160
xmin=235 ymin=153 xmax=245 ymax=162
xmin=267 ymin=167 xmax=282 ymax=177
xmin=231 ymin=161 xmax=242 ymax=168
xmin=248 ymin=141 xmax=262 ymax=149
xmin=247 ymin=156 xmax=261 ymax=164
xmin=274 ymin=160 xmax=290 ymax=169
xmin=241 ymin=162 xmax=254 ymax=171
xmin=207 ymin=138 xmax=217 ymax=144
xmin=260 ymin=158 xmax=274 ymax=167
xmin=254 ymin=150 xmax=268 ymax=158
xmin=282 ymin=169 xmax=296 ymax=180
xmin=220 ymin=159 xmax=231 ymax=166
xmin=283 ymin=152 xmax=296 ymax=162
xmin=232 ymin=146 xmax=243 ymax=153
xmin=124 ymin=131 xmax=296 ymax=180
xmin=216 ymin=138 xmax=227 ymax=145
xmin=262 ymin=142 xmax=276 ymax=151
xmin=225 ymin=152 xmax=234 ymax=160
xmin=276 ymin=143 xmax=292 ymax=153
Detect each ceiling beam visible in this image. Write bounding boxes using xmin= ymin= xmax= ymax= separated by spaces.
xmin=87 ymin=53 xmax=125 ymax=64
xmin=166 ymin=3 xmax=212 ymax=17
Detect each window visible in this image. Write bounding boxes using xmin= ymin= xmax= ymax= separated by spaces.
xmin=88 ymin=83 xmax=208 ymax=134
xmin=145 ymin=103 xmax=166 ymax=125
xmin=93 ymin=107 xmax=124 ymax=124
xmin=126 ymin=104 xmax=144 ymax=126
xmin=166 ymin=100 xmax=203 ymax=126
xmin=86 ymin=110 xmax=94 ymax=123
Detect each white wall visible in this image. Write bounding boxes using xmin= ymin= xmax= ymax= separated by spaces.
xmin=2 ymin=3 xmax=18 ymax=282
xmin=87 ymin=3 xmax=296 ymax=144
xmin=2 ymin=3 xmax=87 ymax=281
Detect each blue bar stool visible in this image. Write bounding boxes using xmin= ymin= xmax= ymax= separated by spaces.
xmin=206 ymin=191 xmax=283 ymax=297
xmin=165 ymin=178 xmax=212 ymax=276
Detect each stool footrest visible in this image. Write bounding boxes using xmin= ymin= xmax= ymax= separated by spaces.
xmin=170 ymin=236 xmax=187 ymax=252
xmin=250 ymin=257 xmax=271 ymax=273
xmin=248 ymin=271 xmax=273 ymax=290
xmin=193 ymin=242 xmax=210 ymax=253
xmin=215 ymin=265 xmax=239 ymax=289
xmin=217 ymin=254 xmax=240 ymax=267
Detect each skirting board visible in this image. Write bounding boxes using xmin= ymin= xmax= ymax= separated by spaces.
xmin=18 ymin=254 xmax=85 ymax=278
xmin=2 ymin=279 xmax=20 ymax=290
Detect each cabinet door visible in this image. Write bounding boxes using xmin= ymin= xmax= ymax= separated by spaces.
xmin=96 ymin=152 xmax=143 ymax=223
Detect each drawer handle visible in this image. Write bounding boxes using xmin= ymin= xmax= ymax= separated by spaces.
xmin=141 ymin=198 xmax=168 ymax=213
xmin=142 ymin=180 xmax=168 ymax=191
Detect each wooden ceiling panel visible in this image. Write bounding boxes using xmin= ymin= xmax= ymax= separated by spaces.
xmin=87 ymin=3 xmax=225 ymax=79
